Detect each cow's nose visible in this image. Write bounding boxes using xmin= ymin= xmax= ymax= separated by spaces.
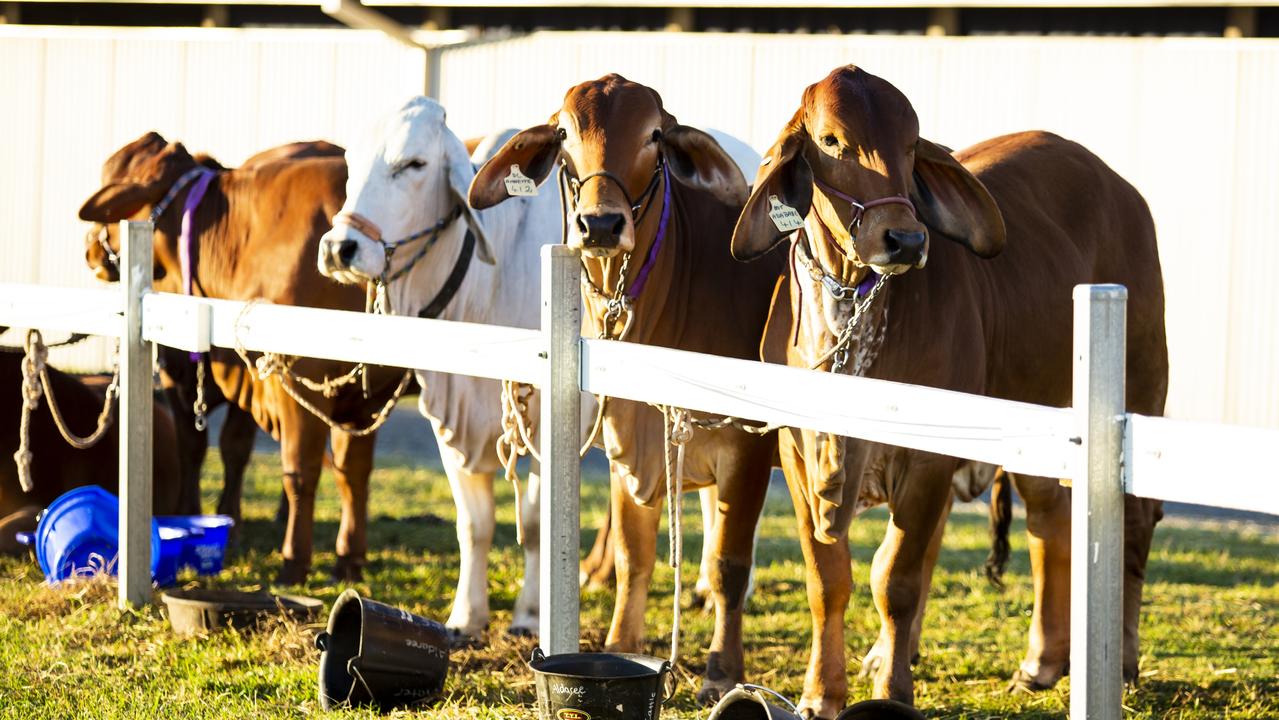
xmin=884 ymin=229 xmax=927 ymax=265
xmin=336 ymin=239 xmax=359 ymax=267
xmin=576 ymin=212 xmax=626 ymax=248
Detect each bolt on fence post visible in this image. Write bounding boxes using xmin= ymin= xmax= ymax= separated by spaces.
xmin=119 ymin=220 xmax=154 ymax=609
xmin=1071 ymin=284 xmax=1127 ymax=720
xmin=539 ymin=244 xmax=582 ymax=654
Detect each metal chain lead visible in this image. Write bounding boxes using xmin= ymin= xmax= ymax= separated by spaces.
xmin=193 ymin=357 xmax=209 ymax=431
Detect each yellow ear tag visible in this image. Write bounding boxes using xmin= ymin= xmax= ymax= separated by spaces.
xmin=503 ymin=164 xmax=538 ymax=197
xmin=767 ymin=195 xmax=804 ymax=232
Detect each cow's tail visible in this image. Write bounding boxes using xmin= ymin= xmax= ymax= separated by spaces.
xmin=983 ymin=469 xmax=1012 ymax=589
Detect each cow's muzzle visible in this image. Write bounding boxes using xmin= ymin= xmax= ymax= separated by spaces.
xmin=884 ymin=229 xmax=927 ymax=266
xmin=573 ymin=209 xmax=631 ymax=257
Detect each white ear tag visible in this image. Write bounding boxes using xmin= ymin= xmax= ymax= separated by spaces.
xmin=767 ymin=195 xmax=805 ymax=232
xmin=503 ymin=164 xmax=538 ymax=197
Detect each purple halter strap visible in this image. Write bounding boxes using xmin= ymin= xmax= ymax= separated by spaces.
xmin=623 ymin=159 xmax=671 ymax=302
xmin=178 ymin=168 xmax=216 ymax=361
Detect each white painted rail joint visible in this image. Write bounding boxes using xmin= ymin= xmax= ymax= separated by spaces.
xmin=1071 ymin=284 xmax=1127 ymax=720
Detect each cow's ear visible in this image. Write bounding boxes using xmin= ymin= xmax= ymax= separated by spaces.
xmin=662 ymin=125 xmax=748 ymax=207
xmin=444 ymin=130 xmax=495 ymax=264
xmin=732 ymin=116 xmax=812 ymax=262
xmin=910 ymin=137 xmax=1005 ymax=258
xmin=468 ymin=124 xmax=561 ymax=210
xmin=78 ymin=182 xmax=152 ymax=223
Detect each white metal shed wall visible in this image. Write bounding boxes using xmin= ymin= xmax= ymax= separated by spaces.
xmin=434 ymin=32 xmax=1279 ymax=429
xmin=0 ymin=26 xmax=425 ymax=370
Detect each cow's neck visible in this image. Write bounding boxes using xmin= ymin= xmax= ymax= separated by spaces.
xmin=149 ymin=171 xmax=240 ymax=299
xmin=790 ymin=214 xmax=891 ymax=377
xmin=580 ymin=185 xmax=688 ymax=347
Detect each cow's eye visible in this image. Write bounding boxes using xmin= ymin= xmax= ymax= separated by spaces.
xmin=822 ymin=135 xmax=839 ymax=148
xmin=649 ymin=129 xmax=662 ymax=144
xmin=393 ymin=159 xmax=426 ymax=176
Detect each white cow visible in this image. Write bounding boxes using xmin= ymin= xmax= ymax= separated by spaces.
xmin=317 ymin=96 xmax=755 ymax=640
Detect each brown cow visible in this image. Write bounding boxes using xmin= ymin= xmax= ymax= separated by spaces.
xmin=0 ymin=347 xmax=183 ymax=553
xmin=732 ymin=66 xmax=1167 ymax=714
xmin=470 ymin=74 xmax=785 ymax=703
xmin=84 ymin=142 xmax=344 ymax=531
xmin=78 ymin=132 xmax=409 ymax=583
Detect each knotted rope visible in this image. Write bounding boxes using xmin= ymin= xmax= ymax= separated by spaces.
xmin=496 ymin=379 xmax=608 ymax=546
xmin=14 ymin=329 xmax=118 ymax=492
xmin=233 ymin=299 xmax=411 ymax=438
xmin=663 ymin=406 xmax=692 ymax=668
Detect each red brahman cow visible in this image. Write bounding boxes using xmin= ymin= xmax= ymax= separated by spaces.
xmin=731 ymin=66 xmax=1167 ymax=714
xmin=470 ymin=74 xmax=785 ymax=704
xmin=78 ymin=133 xmax=409 ymax=583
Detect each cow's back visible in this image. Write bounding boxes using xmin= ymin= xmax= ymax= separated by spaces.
xmin=957 ymin=131 xmax=1168 ymax=414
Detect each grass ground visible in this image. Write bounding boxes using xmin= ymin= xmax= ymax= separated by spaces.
xmin=0 ymin=450 xmax=1275 ymax=719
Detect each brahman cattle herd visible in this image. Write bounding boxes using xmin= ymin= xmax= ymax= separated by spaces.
xmin=4 ymin=64 xmax=1167 ymax=716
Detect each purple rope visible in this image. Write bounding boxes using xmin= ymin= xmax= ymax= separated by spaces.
xmin=179 ymin=169 xmax=215 ymax=361
xmin=625 ymin=160 xmax=671 ymax=301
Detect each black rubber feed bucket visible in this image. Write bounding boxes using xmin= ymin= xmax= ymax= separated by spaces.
xmin=706 ymin=684 xmax=803 ymax=720
xmin=835 ymin=699 xmax=926 ymax=720
xmin=529 ymin=647 xmax=673 ymax=720
xmin=315 ymin=589 xmax=450 ymax=712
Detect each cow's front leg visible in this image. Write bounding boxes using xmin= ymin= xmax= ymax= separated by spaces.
xmin=329 ymin=426 xmax=376 ymax=582
xmin=277 ymin=403 xmax=328 ymax=585
xmin=216 ymin=403 xmax=257 ymax=546
xmin=605 ymin=463 xmax=662 ymax=653
xmin=696 ymin=442 xmax=771 ymax=707
xmin=869 ymin=461 xmax=953 ymax=704
xmin=437 ymin=430 xmax=496 ymax=645
xmin=862 ymin=493 xmax=951 ymax=679
xmin=1007 ymin=473 xmax=1071 ymax=691
xmin=792 ymin=496 xmax=852 ymax=718
xmin=510 ymin=468 xmax=541 ymax=637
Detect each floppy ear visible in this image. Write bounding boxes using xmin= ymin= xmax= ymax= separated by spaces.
xmin=468 ymin=124 xmax=562 ymax=210
xmin=731 ymin=120 xmax=813 ymax=262
xmin=444 ymin=130 xmax=495 ymax=265
xmin=910 ymin=137 xmax=1005 ymax=258
xmin=78 ymin=182 xmax=154 ymax=223
xmin=662 ymin=125 xmax=748 ymax=206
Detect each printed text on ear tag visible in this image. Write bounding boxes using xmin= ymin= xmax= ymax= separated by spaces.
xmin=768 ymin=195 xmax=805 ymax=232
xmin=503 ymin=165 xmax=538 ymax=197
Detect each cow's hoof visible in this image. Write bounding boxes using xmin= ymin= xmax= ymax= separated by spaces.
xmin=276 ymin=560 xmax=311 ymax=586
xmin=446 ymin=626 xmax=487 ymax=649
xmin=331 ymin=556 xmax=364 ymax=583
xmin=796 ymin=696 xmax=842 ymax=719
xmin=688 ymin=586 xmax=714 ymax=612
xmin=1007 ymin=667 xmax=1060 ymax=693
xmin=696 ymin=678 xmax=736 ymax=707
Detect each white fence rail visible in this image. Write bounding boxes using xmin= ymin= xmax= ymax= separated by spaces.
xmin=2 ymin=221 xmax=1277 ymax=720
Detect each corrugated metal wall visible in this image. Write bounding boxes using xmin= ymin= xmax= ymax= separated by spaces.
xmin=0 ymin=26 xmax=426 ymax=370
xmin=434 ymin=32 xmax=1279 ymax=429
xmin=1 ymin=28 xmax=1274 ymax=429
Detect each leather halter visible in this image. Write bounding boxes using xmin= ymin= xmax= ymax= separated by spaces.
xmin=330 ymin=206 xmax=471 ymax=319
xmin=812 ymin=176 xmax=915 ymax=238
xmin=561 ymin=153 xmax=671 ymax=306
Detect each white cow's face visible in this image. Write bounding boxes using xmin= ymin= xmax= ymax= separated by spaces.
xmin=318 ymin=97 xmax=489 ymax=284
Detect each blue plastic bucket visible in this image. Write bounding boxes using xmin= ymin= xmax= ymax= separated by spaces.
xmin=156 ymin=515 xmax=234 ymax=575
xmin=33 ymin=486 xmax=188 ymax=587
